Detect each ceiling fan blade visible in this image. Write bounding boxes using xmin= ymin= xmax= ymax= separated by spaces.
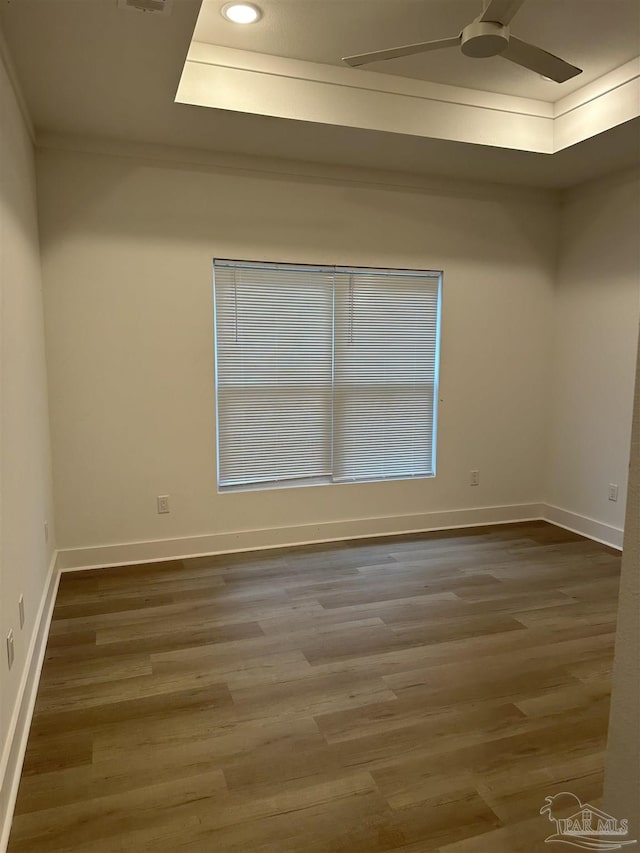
xmin=502 ymin=36 xmax=583 ymax=82
xmin=479 ymin=0 xmax=527 ymax=25
xmin=343 ymin=36 xmax=461 ymax=67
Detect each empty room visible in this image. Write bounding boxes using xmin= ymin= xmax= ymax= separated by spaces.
xmin=1 ymin=0 xmax=639 ymax=851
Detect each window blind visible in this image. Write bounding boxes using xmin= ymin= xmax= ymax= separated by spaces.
xmin=333 ymin=269 xmax=440 ymax=482
xmin=214 ymin=262 xmax=334 ymax=488
xmin=214 ymin=260 xmax=441 ymax=491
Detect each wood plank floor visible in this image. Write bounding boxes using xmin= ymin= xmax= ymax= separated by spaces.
xmin=8 ymin=521 xmax=621 ymax=852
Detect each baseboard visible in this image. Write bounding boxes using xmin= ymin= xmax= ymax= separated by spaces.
xmin=542 ymin=504 xmax=624 ymax=550
xmin=57 ymin=503 xmax=546 ymax=571
xmin=0 ymin=551 xmax=60 ymax=853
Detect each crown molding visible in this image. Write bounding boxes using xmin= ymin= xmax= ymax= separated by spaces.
xmin=178 ymin=42 xmax=553 ymax=154
xmin=185 ymin=42 xmax=555 ymax=119
xmin=176 ymin=42 xmax=640 ymax=156
xmin=554 ymin=58 xmax=640 ymax=151
xmin=554 ymin=57 xmax=640 ymax=117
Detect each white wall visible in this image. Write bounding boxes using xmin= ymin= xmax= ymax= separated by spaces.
xmin=2 ymin=112 xmax=638 ymax=847
xmin=547 ymin=169 xmax=640 ymax=540
xmin=36 ymin=146 xmax=558 ymax=558
xmin=0 ymin=51 xmax=55 ymax=835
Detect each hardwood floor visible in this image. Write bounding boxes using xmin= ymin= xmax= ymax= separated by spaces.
xmin=8 ymin=522 xmax=621 ymax=852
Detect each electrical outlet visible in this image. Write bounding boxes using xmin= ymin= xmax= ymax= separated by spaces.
xmin=6 ymin=631 xmax=14 ymax=670
xmin=157 ymin=495 xmax=170 ymax=514
xmin=608 ymin=483 xmax=619 ymax=502
xmin=44 ymin=520 xmax=49 ymax=543
xmin=18 ymin=595 xmax=25 ymax=629
xmin=470 ymin=470 xmax=480 ymax=486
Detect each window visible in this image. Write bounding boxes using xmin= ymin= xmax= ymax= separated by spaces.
xmin=213 ymin=260 xmax=442 ymax=491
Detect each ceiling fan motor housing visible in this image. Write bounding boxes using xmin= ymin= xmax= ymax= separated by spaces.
xmin=461 ymin=21 xmax=510 ymax=57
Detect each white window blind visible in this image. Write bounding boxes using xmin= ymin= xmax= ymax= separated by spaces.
xmin=214 ymin=262 xmax=334 ymax=488
xmin=214 ymin=260 xmax=441 ymax=491
xmin=333 ymin=270 xmax=440 ymax=482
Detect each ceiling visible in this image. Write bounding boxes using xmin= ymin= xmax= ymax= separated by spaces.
xmin=1 ymin=0 xmax=639 ymax=189
xmin=194 ymin=0 xmax=640 ymax=102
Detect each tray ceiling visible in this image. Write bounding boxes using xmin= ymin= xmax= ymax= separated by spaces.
xmin=1 ymin=0 xmax=639 ymax=187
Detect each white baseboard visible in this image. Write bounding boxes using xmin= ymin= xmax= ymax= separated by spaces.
xmin=543 ymin=504 xmax=624 ymax=550
xmin=0 ymin=551 xmax=60 ymax=853
xmin=57 ymin=503 xmax=546 ymax=571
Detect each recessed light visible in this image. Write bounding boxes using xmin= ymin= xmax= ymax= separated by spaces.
xmin=221 ymin=2 xmax=262 ymax=24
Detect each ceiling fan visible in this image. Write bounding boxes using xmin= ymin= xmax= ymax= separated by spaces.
xmin=342 ymin=0 xmax=582 ymax=84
